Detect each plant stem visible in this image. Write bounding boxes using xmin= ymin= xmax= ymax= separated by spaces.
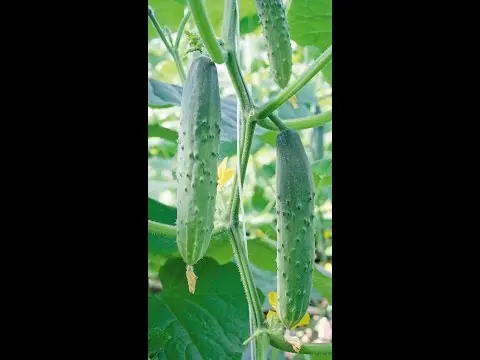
xmin=148 ymin=6 xmax=173 ymax=53
xmin=225 ymin=50 xmax=253 ymax=113
xmin=175 ymin=10 xmax=191 ymax=49
xmin=148 ymin=6 xmax=186 ymax=83
xmin=267 ymin=113 xmax=288 ymax=131
xmin=229 ymin=118 xmax=257 ymax=224
xmin=257 ymin=110 xmax=332 ymax=131
xmin=256 ymin=46 xmax=332 ymax=119
xmin=222 ymin=0 xmax=238 ymax=51
xmin=228 ymin=227 xmax=268 ymax=359
xmin=148 ymin=220 xmax=228 ymax=239
xmin=147 ymin=220 xmax=176 ymax=238
xmin=268 ymin=333 xmax=332 ymax=355
xmin=171 ymin=50 xmax=187 ymax=84
xmin=187 ymin=0 xmax=225 ymax=64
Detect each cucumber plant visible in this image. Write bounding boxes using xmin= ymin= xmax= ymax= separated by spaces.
xmin=148 ymin=0 xmax=332 ymax=359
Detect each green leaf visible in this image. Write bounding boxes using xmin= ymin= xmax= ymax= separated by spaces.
xmin=240 ymin=14 xmax=261 ymax=35
xmin=148 ymin=257 xmax=250 ymax=359
xmin=148 ymin=197 xmax=178 ymax=255
xmin=251 ymin=185 xmax=269 ymax=211
xmin=247 ymin=238 xmax=276 ymax=273
xmin=313 ymin=265 xmax=332 ymax=303
xmin=319 ymin=175 xmax=332 ymax=187
xmin=148 ymin=0 xmax=186 ymax=38
xmin=148 ymin=124 xmax=178 ymax=142
xmin=288 ymin=0 xmax=332 ymax=52
xmin=311 ymin=158 xmax=332 ymax=178
xmin=203 ymin=0 xmax=258 ymax=35
xmin=288 ymin=0 xmax=332 ymax=86
xmin=148 ymin=79 xmax=183 ymax=108
xmin=205 ymin=231 xmax=234 ymax=264
xmin=322 ymin=62 xmax=332 ymax=85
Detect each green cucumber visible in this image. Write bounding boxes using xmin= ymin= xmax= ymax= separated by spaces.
xmin=255 ymin=0 xmax=292 ymax=88
xmin=276 ymin=129 xmax=315 ymax=328
xmin=176 ymin=55 xmax=221 ymax=293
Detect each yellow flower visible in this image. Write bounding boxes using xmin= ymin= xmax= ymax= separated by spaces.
xmin=289 ymin=95 xmax=299 ymax=109
xmin=324 ymin=229 xmax=332 ymax=239
xmin=324 ymin=262 xmax=332 ymax=273
xmin=217 ymin=157 xmax=235 ymax=187
xmin=267 ymin=291 xmax=310 ymax=329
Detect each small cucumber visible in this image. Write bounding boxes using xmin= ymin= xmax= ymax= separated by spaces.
xmin=255 ymin=0 xmax=293 ymax=88
xmin=176 ymin=55 xmax=221 ymax=293
xmin=275 ymin=129 xmax=315 ymax=328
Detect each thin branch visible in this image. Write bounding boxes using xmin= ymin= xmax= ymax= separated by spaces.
xmin=267 ymin=113 xmax=288 ymax=131
xmin=187 ymin=0 xmax=225 ymax=64
xmin=257 ymin=110 xmax=332 ymax=131
xmin=148 ymin=6 xmax=186 ymax=83
xmin=256 ymin=46 xmax=332 ymax=119
xmin=175 ymin=10 xmax=191 ymax=49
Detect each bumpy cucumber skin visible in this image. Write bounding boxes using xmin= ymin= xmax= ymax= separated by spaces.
xmin=255 ymin=0 xmax=292 ymax=88
xmin=276 ymin=130 xmax=315 ymax=328
xmin=176 ymin=55 xmax=221 ymax=266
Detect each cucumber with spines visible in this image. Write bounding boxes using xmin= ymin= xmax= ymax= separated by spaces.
xmin=255 ymin=0 xmax=293 ymax=88
xmin=275 ymin=129 xmax=315 ymax=328
xmin=176 ymin=55 xmax=221 ymax=293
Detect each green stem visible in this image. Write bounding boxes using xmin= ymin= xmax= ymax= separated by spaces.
xmin=268 ymin=333 xmax=332 ymax=355
xmin=225 ymin=50 xmax=253 ymax=112
xmin=175 ymin=10 xmax=191 ymax=49
xmin=256 ymin=46 xmax=332 ymax=119
xmin=148 ymin=220 xmax=228 ymax=239
xmin=222 ymin=0 xmax=238 ymax=51
xmin=148 ymin=6 xmax=173 ymax=53
xmin=267 ymin=113 xmax=288 ymax=131
xmin=228 ymin=227 xmax=268 ymax=359
xmin=229 ymin=118 xmax=256 ymax=224
xmin=147 ymin=220 xmax=176 ymax=238
xmin=148 ymin=6 xmax=186 ymax=83
xmin=172 ymin=50 xmax=187 ymax=84
xmin=187 ymin=0 xmax=225 ymax=64
xmin=257 ymin=110 xmax=332 ymax=131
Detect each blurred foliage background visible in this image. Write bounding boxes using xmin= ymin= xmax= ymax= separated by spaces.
xmin=148 ymin=1 xmax=332 ymax=358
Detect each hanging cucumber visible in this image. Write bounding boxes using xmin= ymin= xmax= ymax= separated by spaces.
xmin=255 ymin=0 xmax=293 ymax=88
xmin=176 ymin=55 xmax=221 ymax=294
xmin=275 ymin=129 xmax=315 ymax=328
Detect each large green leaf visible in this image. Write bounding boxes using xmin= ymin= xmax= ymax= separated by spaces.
xmin=311 ymin=158 xmax=332 ymax=178
xmin=288 ymin=0 xmax=332 ymax=85
xmin=205 ymin=230 xmax=234 ymax=264
xmin=240 ymin=14 xmax=261 ymax=35
xmin=313 ymin=265 xmax=332 ymax=303
xmin=148 ymin=197 xmax=178 ymax=255
xmin=247 ymin=238 xmax=276 ymax=272
xmin=148 ymin=257 xmax=250 ymax=359
xmin=288 ymin=0 xmax=332 ymax=51
xmin=148 ymin=79 xmax=183 ymax=108
xmin=148 ymin=0 xmax=186 ymax=38
xmin=204 ymin=0 xmax=258 ymax=35
xmin=148 ymin=125 xmax=178 ymax=142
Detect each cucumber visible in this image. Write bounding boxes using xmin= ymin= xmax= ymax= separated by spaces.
xmin=255 ymin=0 xmax=292 ymax=88
xmin=275 ymin=129 xmax=315 ymax=328
xmin=176 ymin=55 xmax=221 ymax=293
